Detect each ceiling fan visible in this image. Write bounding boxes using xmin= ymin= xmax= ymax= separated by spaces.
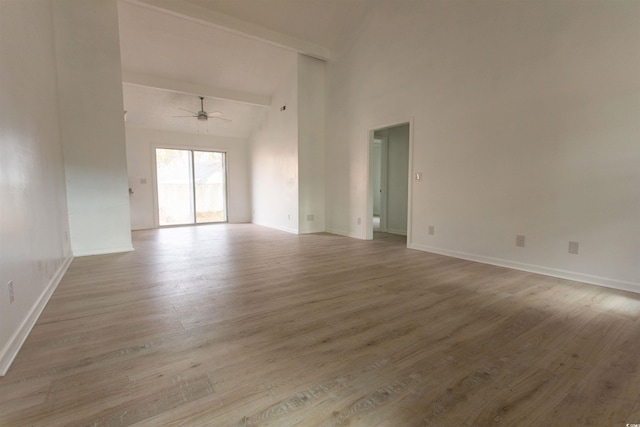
xmin=173 ymin=96 xmax=231 ymax=122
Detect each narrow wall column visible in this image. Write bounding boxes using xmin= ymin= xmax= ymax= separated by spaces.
xmin=54 ymin=0 xmax=133 ymax=255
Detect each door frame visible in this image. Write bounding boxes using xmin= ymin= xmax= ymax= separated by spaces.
xmin=366 ymin=118 xmax=414 ymax=243
xmin=372 ymin=136 xmax=387 ymax=232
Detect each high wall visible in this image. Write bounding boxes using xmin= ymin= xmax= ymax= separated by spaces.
xmin=250 ymin=53 xmax=326 ymax=234
xmin=250 ymin=57 xmax=300 ymax=233
xmin=54 ymin=0 xmax=132 ymax=256
xmin=0 ymin=0 xmax=72 ymax=375
xmin=326 ymin=0 xmax=640 ymax=291
xmin=297 ymin=54 xmax=326 ymax=234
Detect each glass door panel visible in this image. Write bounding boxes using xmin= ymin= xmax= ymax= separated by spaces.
xmin=156 ymin=148 xmax=194 ymax=226
xmin=194 ymin=151 xmax=227 ymax=223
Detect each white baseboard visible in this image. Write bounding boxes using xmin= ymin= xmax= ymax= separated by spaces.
xmin=0 ymin=255 xmax=73 ymax=376
xmin=408 ymin=243 xmax=640 ymax=294
xmin=252 ymin=221 xmax=298 ymax=235
xmin=73 ymin=245 xmax=134 ymax=257
xmin=325 ymin=227 xmax=364 ymax=239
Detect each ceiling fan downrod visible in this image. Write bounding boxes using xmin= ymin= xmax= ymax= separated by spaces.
xmin=197 ymin=97 xmax=207 ymax=121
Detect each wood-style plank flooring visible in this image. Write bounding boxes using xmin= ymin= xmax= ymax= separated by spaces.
xmin=1 ymin=224 xmax=639 ymax=426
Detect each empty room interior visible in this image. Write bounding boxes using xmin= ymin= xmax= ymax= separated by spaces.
xmin=1 ymin=0 xmax=639 ymax=425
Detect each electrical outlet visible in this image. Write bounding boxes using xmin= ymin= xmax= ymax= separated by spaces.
xmin=8 ymin=281 xmax=14 ymax=304
xmin=306 ymin=214 xmax=314 ymax=221
xmin=516 ymin=235 xmax=526 ymax=248
xmin=428 ymin=225 xmax=435 ymax=235
xmin=568 ymin=241 xmax=580 ymax=255
xmin=357 ymin=217 xmax=362 ymax=225
xmin=287 ymin=214 xmax=290 ymax=220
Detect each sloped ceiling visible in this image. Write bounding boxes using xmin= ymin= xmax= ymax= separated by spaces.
xmin=118 ymin=0 xmax=369 ymax=138
xmin=118 ymin=0 xmax=294 ymax=137
xmin=122 ymin=84 xmax=268 ymax=138
xmin=183 ymin=0 xmax=371 ymax=52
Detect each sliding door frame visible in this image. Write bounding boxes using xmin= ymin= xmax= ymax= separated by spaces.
xmin=152 ymin=144 xmax=229 ymax=228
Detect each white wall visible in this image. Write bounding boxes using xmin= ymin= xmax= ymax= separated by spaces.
xmin=125 ymin=127 xmax=251 ymax=229
xmin=0 ymin=0 xmax=72 ymax=375
xmin=250 ymin=58 xmax=299 ymax=233
xmin=298 ymin=54 xmax=326 ymax=234
xmin=326 ymin=0 xmax=640 ymax=291
xmin=53 ymin=0 xmax=133 ymax=256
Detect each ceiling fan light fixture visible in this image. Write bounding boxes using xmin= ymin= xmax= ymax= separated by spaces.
xmin=173 ymin=96 xmax=231 ymax=123
xmin=197 ymin=97 xmax=207 ymax=120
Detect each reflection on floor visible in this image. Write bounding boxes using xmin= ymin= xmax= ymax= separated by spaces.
xmin=372 ymin=215 xmax=407 ymax=241
xmin=373 ymin=231 xmax=405 ymax=241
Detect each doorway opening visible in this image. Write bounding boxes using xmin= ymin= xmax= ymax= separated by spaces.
xmin=367 ymin=122 xmax=411 ymax=241
xmin=155 ymin=148 xmax=227 ymax=226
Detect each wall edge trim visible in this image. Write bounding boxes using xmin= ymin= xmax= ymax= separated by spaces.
xmin=72 ymin=246 xmax=134 ymax=257
xmin=325 ymin=228 xmax=365 ymax=239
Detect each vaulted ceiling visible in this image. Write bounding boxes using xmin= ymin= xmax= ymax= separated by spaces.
xmin=182 ymin=0 xmax=371 ymax=52
xmin=118 ymin=0 xmax=371 ymax=137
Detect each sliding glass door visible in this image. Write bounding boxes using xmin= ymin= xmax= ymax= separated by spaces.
xmin=155 ymin=148 xmax=227 ymax=226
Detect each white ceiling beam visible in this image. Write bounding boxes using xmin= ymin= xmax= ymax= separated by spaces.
xmin=122 ymin=71 xmax=271 ymax=107
xmin=123 ymin=0 xmax=331 ymax=61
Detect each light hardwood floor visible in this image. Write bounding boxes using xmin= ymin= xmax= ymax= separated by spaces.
xmin=1 ymin=224 xmax=639 ymax=426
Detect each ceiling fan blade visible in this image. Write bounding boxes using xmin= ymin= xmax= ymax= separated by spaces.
xmin=172 ymin=115 xmax=196 ymax=118
xmin=210 ymin=116 xmax=232 ymax=122
xmin=208 ymin=111 xmax=223 ymax=117
xmin=177 ymin=108 xmax=197 ymax=115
